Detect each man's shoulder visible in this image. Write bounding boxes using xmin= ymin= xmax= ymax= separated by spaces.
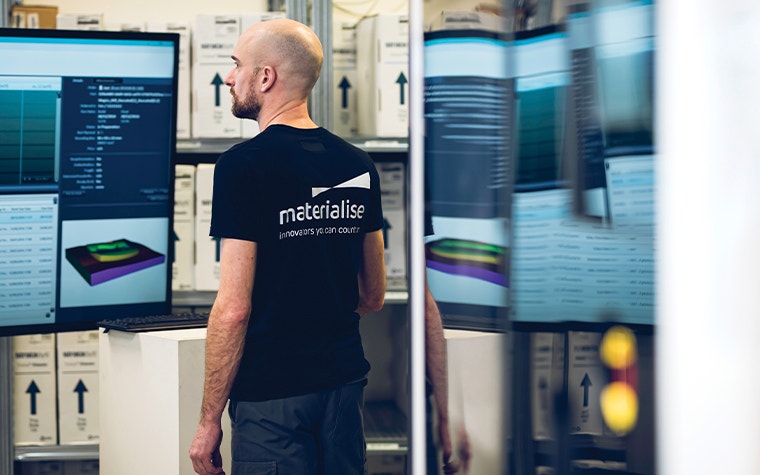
xmin=224 ymin=134 xmax=267 ymax=154
xmin=218 ymin=135 xmax=272 ymax=166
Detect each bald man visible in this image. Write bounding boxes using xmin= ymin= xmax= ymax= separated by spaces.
xmin=189 ymin=19 xmax=386 ymax=475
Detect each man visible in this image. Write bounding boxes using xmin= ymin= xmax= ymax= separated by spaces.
xmin=189 ymin=18 xmax=386 ymax=475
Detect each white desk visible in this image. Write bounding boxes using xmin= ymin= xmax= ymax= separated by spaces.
xmin=444 ymin=329 xmax=509 ymax=475
xmin=99 ymin=328 xmax=231 ymax=475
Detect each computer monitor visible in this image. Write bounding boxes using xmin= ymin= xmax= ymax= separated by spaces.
xmin=424 ymin=29 xmax=511 ymax=331
xmin=0 ymin=28 xmax=179 ymax=336
xmin=510 ymin=9 xmax=655 ymax=327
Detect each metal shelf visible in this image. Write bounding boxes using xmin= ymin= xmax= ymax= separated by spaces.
xmin=176 ymin=136 xmax=408 ymax=155
xmin=348 ymin=137 xmax=409 ymax=153
xmin=15 ymin=444 xmax=99 ymax=462
xmin=172 ymin=289 xmax=408 ymax=309
xmin=11 ymin=401 xmax=406 ymax=462
xmin=385 ymin=290 xmax=409 ymax=304
xmin=363 ymin=401 xmax=408 ymax=454
xmin=172 ymin=290 xmax=217 ymax=308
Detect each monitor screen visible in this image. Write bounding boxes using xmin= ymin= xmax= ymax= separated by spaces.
xmin=424 ymin=29 xmax=511 ymax=331
xmin=510 ymin=5 xmax=655 ymax=327
xmin=0 ymin=28 xmax=179 ymax=336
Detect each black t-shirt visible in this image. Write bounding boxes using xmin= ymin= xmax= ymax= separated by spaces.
xmin=210 ymin=125 xmax=383 ymax=401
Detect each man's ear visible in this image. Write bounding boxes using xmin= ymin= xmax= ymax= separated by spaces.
xmin=260 ymin=66 xmax=276 ymax=92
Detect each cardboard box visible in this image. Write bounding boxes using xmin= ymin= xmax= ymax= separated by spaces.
xmin=530 ymin=332 xmax=565 ymax=441
xmin=356 ymin=14 xmax=409 ymax=138
xmin=192 ymin=63 xmax=241 ymax=138
xmin=10 ymin=5 xmax=58 ymax=29
xmin=192 ymin=14 xmax=240 ymax=64
xmin=194 ymin=163 xmax=219 ymax=290
xmin=147 ymin=21 xmax=193 ymax=140
xmin=239 ymin=12 xmax=286 ymax=139
xmin=567 ymin=331 xmax=605 ymax=436
xmin=377 ymin=162 xmax=406 ymax=290
xmin=192 ymin=14 xmax=242 ymax=139
xmin=57 ymin=331 xmax=99 ymax=445
xmin=173 ymin=164 xmax=196 ymax=291
xmin=332 ymin=22 xmax=359 ymax=137
xmin=241 ymin=11 xmax=287 ymax=30
xmin=112 ymin=22 xmax=145 ymax=32
xmin=56 ymin=14 xmax=103 ymax=31
xmin=12 ymin=334 xmax=57 ymax=446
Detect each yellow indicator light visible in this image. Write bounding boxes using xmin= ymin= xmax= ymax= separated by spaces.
xmin=600 ymin=325 xmax=637 ymax=370
xmin=600 ymin=381 xmax=639 ymax=435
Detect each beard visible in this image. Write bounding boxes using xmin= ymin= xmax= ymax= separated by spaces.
xmin=231 ymin=90 xmax=261 ymax=121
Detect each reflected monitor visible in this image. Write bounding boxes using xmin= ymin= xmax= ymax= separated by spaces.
xmin=424 ymin=29 xmax=511 ymax=331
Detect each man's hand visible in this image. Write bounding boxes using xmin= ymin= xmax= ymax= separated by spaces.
xmin=189 ymin=421 xmax=225 ymax=475
xmin=442 ymin=422 xmax=472 ymax=474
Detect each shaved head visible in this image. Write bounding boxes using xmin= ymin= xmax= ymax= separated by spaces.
xmin=239 ymin=18 xmax=323 ymax=100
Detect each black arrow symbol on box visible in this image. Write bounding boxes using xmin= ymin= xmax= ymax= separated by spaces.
xmin=539 ymin=377 xmax=549 ymax=410
xmin=211 ymin=73 xmax=224 ymax=107
xmin=396 ymin=72 xmax=407 ymax=105
xmin=74 ymin=380 xmax=88 ymax=414
xmin=338 ymin=76 xmax=351 ymax=109
xmin=382 ymin=218 xmax=391 ymax=249
xmin=580 ymin=373 xmax=592 ymax=407
xmin=26 ymin=380 xmax=40 ymax=415
xmin=172 ymin=229 xmax=179 ymax=264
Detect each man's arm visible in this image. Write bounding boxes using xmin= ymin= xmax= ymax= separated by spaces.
xmin=426 ymin=276 xmax=471 ymax=474
xmin=425 ymin=276 xmax=452 ymax=463
xmin=190 ymin=238 xmax=256 ymax=475
xmin=356 ymin=229 xmax=386 ymax=316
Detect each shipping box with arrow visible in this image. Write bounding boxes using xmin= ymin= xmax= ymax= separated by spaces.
xmin=57 ymin=331 xmax=100 ymax=445
xmin=191 ymin=14 xmax=243 ymax=139
xmin=356 ymin=14 xmax=410 ymax=138
xmin=12 ymin=333 xmax=58 ymax=446
xmin=333 ymin=21 xmax=360 ymax=137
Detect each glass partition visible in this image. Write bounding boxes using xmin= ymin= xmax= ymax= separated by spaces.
xmin=420 ymin=0 xmax=655 ymax=473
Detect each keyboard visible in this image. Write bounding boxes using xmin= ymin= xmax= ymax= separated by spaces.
xmin=98 ymin=312 xmax=209 ymax=333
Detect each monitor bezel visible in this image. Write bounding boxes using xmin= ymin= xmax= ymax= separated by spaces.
xmin=0 ymin=27 xmax=180 ymax=337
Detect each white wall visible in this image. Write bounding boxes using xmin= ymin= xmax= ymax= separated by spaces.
xmin=657 ymin=1 xmax=760 ymax=474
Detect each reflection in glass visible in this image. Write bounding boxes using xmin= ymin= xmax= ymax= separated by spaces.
xmin=418 ymin=0 xmax=656 ymax=473
xmin=421 ymin=4 xmax=512 ymax=474
xmin=424 ymin=30 xmax=511 ymax=331
xmin=508 ymin=1 xmax=656 ymax=475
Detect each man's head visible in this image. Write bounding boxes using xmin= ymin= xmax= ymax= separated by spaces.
xmin=225 ymin=18 xmax=323 ymax=122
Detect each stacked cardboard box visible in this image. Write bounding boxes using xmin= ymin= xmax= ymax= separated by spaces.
xmin=173 ymin=164 xmax=196 ymax=291
xmin=147 ymin=21 xmax=193 ymax=139
xmin=12 ymin=334 xmax=57 ymax=446
xmin=56 ymin=331 xmax=99 ymax=445
xmin=192 ymin=14 xmax=242 ymax=139
xmin=332 ymin=21 xmax=360 ymax=137
xmin=10 ymin=5 xmax=58 ymax=29
xmin=356 ymin=14 xmax=409 ymax=138
xmin=194 ymin=164 xmax=219 ymax=290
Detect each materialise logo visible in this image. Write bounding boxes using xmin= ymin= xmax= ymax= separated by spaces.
xmin=310 ymin=172 xmax=370 ymax=197
xmin=279 ymin=173 xmax=370 ymax=225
